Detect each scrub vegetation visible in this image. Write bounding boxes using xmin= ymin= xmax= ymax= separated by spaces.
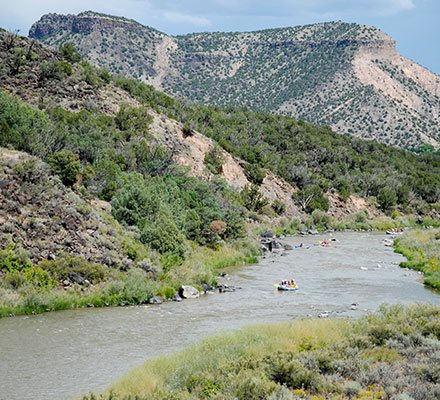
xmin=394 ymin=229 xmax=440 ymax=291
xmin=114 ymin=76 xmax=440 ymax=215
xmin=0 ymin=31 xmax=439 ymax=317
xmin=0 ymin=239 xmax=258 ymax=318
xmin=82 ymin=304 xmax=440 ymax=400
xmin=31 ymin=13 xmax=440 ymax=148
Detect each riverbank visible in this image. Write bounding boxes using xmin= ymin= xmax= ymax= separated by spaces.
xmin=0 ymin=239 xmax=259 ymax=318
xmin=260 ymin=212 xmax=440 ymax=237
xmin=1 ymin=214 xmax=437 ymax=318
xmin=394 ymin=228 xmax=440 ymax=291
xmin=85 ymin=304 xmax=440 ymax=400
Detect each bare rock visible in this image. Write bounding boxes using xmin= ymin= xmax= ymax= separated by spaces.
xmin=179 ymin=285 xmax=200 ymax=299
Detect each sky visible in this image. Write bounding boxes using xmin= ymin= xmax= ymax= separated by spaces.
xmin=0 ymin=0 xmax=439 ymax=74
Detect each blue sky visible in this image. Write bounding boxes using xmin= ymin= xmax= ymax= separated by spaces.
xmin=1 ymin=0 xmax=439 ymax=74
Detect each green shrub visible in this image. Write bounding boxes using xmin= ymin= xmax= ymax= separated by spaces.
xmin=115 ymin=105 xmax=152 ymax=137
xmin=12 ymin=158 xmax=40 ymax=182
xmin=232 ymin=370 xmax=278 ymax=400
xmin=265 ymin=353 xmax=324 ymax=392
xmin=39 ymin=256 xmax=107 ymax=284
xmin=157 ymin=286 xmax=176 ymax=299
xmin=377 ymin=187 xmax=397 ymax=212
xmin=141 ymin=211 xmax=187 ymax=258
xmin=2 ymin=271 xmax=27 ymax=289
xmin=186 ymin=374 xmax=222 ymax=398
xmin=0 ymin=91 xmax=53 ymax=157
xmin=311 ymin=209 xmax=332 ymax=230
xmin=0 ymin=244 xmax=32 ymax=272
xmin=59 ymin=43 xmax=82 ymax=63
xmin=243 ymin=163 xmax=266 ymax=185
xmin=204 ymin=146 xmax=224 ymax=174
xmin=23 ymin=266 xmax=56 ymax=288
xmin=39 ymin=60 xmax=72 ymax=81
xmin=240 ymin=184 xmax=269 ymax=212
xmin=11 ymin=47 xmax=27 ymax=74
xmin=47 ymin=149 xmax=81 ymax=186
xmin=80 ymin=61 xmax=100 ymax=87
xmin=353 ymin=211 xmax=368 ymax=224
xmin=122 ymin=268 xmax=155 ymax=303
xmin=271 ymin=200 xmax=286 ymax=215
xmin=394 ymin=229 xmax=440 ymax=291
xmin=336 ymin=179 xmax=351 ymax=202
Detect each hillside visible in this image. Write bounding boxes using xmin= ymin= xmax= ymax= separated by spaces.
xmin=1 ymin=28 xmax=440 ymax=315
xmin=0 ymin=148 xmax=136 ymax=267
xmin=30 ymin=11 xmax=440 ymax=149
xmin=1 ymin=28 xmax=439 ymax=218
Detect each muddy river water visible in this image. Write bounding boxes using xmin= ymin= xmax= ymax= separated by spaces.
xmin=1 ymin=232 xmax=439 ymax=400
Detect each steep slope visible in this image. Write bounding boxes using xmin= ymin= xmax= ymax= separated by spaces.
xmin=30 ymin=12 xmax=440 ymax=148
xmin=0 ymin=28 xmax=301 ymax=215
xmin=2 ymin=29 xmax=439 ymax=218
xmin=0 ymin=148 xmax=138 ymax=267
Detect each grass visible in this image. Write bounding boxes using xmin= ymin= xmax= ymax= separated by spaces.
xmin=0 ymin=239 xmax=260 ymax=318
xmin=394 ymin=228 xmax=440 ymax=291
xmin=83 ymin=304 xmax=440 ymax=400
xmin=106 ymin=319 xmax=350 ymax=398
xmin=177 ymin=238 xmax=260 ymax=280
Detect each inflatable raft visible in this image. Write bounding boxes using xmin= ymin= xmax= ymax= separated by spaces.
xmin=275 ymin=284 xmax=299 ymax=291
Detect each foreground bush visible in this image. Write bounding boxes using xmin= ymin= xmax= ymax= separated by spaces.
xmin=83 ymin=304 xmax=440 ymax=400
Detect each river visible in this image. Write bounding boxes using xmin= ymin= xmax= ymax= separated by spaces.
xmin=0 ymin=232 xmax=439 ymax=400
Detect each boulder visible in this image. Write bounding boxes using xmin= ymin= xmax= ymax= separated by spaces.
xmin=271 ymin=241 xmax=284 ymax=250
xmin=179 ymin=285 xmax=200 ymax=299
xmin=283 ymin=244 xmax=293 ymax=251
xmin=260 ymin=244 xmax=268 ymax=253
xmin=201 ymin=283 xmax=213 ymax=293
xmin=261 ymin=231 xmax=274 ymax=238
xmin=218 ymin=284 xmax=235 ymax=293
xmin=308 ymin=229 xmax=319 ymax=235
xmin=149 ymin=296 xmax=164 ymax=305
xmin=172 ymin=294 xmax=183 ymax=302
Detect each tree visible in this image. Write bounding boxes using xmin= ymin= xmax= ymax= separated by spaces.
xmin=204 ymin=146 xmax=225 ymax=174
xmin=243 ymin=163 xmax=265 ymax=185
xmin=240 ymin=184 xmax=268 ymax=212
xmin=271 ymin=199 xmax=286 ymax=215
xmin=140 ymin=211 xmax=187 ymax=257
xmin=377 ymin=187 xmax=397 ymax=211
xmin=11 ymin=47 xmax=27 ymax=74
xmin=47 ymin=149 xmax=81 ymax=186
xmin=4 ymin=29 xmax=19 ymax=50
xmin=293 ymin=185 xmax=329 ymax=213
xmin=115 ymin=105 xmax=152 ymax=137
xmin=59 ymin=42 xmax=82 ymax=63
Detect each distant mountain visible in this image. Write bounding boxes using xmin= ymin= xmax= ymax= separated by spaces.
xmin=30 ymin=11 xmax=440 ymax=149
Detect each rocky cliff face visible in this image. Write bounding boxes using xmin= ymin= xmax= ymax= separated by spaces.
xmin=30 ymin=13 xmax=440 ymax=149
